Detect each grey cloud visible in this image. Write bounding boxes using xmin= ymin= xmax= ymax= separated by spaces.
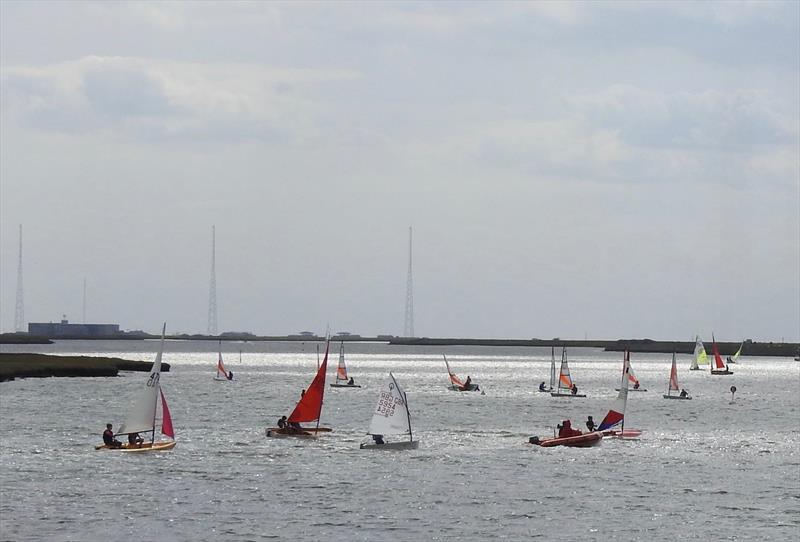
xmin=83 ymin=66 xmax=173 ymax=119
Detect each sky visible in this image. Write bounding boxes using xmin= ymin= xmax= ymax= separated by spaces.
xmin=1 ymin=1 xmax=798 ymax=341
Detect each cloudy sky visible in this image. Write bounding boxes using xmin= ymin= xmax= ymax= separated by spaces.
xmin=1 ymin=1 xmax=798 ymax=341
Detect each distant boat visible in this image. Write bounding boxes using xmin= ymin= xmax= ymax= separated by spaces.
xmin=599 ymin=350 xmax=640 ymax=439
xmin=689 ymin=336 xmax=707 ymax=370
xmin=664 ymin=352 xmax=691 ymax=400
xmin=550 ymin=347 xmax=585 ymax=397
xmin=710 ymin=335 xmax=733 ymax=375
xmin=330 ymin=342 xmax=360 ymax=388
xmin=360 ymin=373 xmax=418 ymax=450
xmin=443 ymin=355 xmax=480 ymax=391
xmin=615 ymin=351 xmax=646 ymax=392
xmin=266 ymin=341 xmax=333 ymax=438
xmin=726 ymin=342 xmax=743 ymax=365
xmin=96 ymin=323 xmax=176 ymax=452
xmin=213 ymin=341 xmax=233 ymax=381
xmin=537 ymin=347 xmax=556 ymax=392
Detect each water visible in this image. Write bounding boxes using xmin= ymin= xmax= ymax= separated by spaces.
xmin=1 ymin=341 xmax=798 ymax=541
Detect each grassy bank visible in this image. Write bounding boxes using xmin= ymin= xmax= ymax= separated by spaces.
xmin=0 ymin=353 xmax=170 ymax=382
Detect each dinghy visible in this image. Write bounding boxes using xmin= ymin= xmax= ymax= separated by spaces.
xmin=550 ymin=347 xmax=585 ymax=397
xmin=710 ymin=335 xmax=733 ymax=375
xmin=443 ymin=355 xmax=480 ymax=391
xmin=360 ymin=373 xmax=418 ymax=450
xmin=529 ymin=431 xmax=602 ymax=448
xmin=664 ymin=352 xmax=691 ymax=399
xmin=266 ymin=341 xmax=332 ymax=438
xmin=537 ymin=347 xmax=556 ymax=392
xmin=213 ymin=341 xmax=234 ymax=381
xmin=727 ymin=342 xmax=743 ymax=364
xmin=329 ymin=342 xmax=361 ymax=388
xmin=96 ymin=323 xmax=176 ymax=452
xmin=600 ymin=351 xmax=640 ymax=439
xmin=615 ymin=351 xmax=646 ymax=391
xmin=689 ymin=336 xmax=707 ymax=370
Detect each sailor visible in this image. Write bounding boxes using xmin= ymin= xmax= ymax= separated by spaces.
xmin=571 ymin=384 xmax=579 ymax=395
xmin=372 ymin=434 xmax=385 ymax=445
xmin=461 ymin=376 xmax=472 ymax=391
xmin=128 ymin=432 xmax=144 ymax=447
xmin=348 ymin=377 xmax=355 ymax=386
xmin=538 ymin=381 xmax=547 ymax=392
xmin=277 ymin=416 xmax=287 ymax=429
xmin=680 ymin=389 xmax=688 ymax=398
xmin=227 ymin=370 xmax=234 ymax=380
xmin=633 ymin=381 xmax=640 ymax=390
xmin=558 ymin=420 xmax=581 ymax=438
xmin=585 ymin=416 xmax=596 ymax=432
xmin=102 ymin=423 xmax=122 ymax=448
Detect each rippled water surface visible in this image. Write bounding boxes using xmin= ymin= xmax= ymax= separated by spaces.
xmin=1 ymin=341 xmax=798 ymax=541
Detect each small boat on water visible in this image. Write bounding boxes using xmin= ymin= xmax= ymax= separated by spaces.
xmin=529 ymin=431 xmax=602 ymax=448
xmin=710 ymin=335 xmax=733 ymax=375
xmin=615 ymin=351 xmax=646 ymax=392
xmin=96 ymin=323 xmax=176 ymax=452
xmin=443 ymin=355 xmax=480 ymax=391
xmin=360 ymin=372 xmax=418 ymax=450
xmin=599 ymin=351 xmax=641 ymax=440
xmin=550 ymin=347 xmax=586 ymax=398
xmin=213 ymin=341 xmax=234 ymax=381
xmin=266 ymin=341 xmax=332 ymax=438
xmin=537 ymin=347 xmax=556 ymax=392
xmin=329 ymin=342 xmax=361 ymax=388
xmin=726 ymin=342 xmax=743 ymax=364
xmin=689 ymin=336 xmax=707 ymax=371
xmin=664 ymin=352 xmax=691 ymax=400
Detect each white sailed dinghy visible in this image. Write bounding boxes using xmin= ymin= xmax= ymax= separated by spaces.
xmin=550 ymin=347 xmax=585 ymax=398
xmin=599 ymin=350 xmax=641 ymax=440
xmin=689 ymin=336 xmax=707 ymax=371
xmin=96 ymin=323 xmax=176 ymax=452
xmin=537 ymin=347 xmax=556 ymax=392
xmin=664 ymin=352 xmax=691 ymax=400
xmin=330 ymin=342 xmax=360 ymax=388
xmin=360 ymin=373 xmax=418 ymax=450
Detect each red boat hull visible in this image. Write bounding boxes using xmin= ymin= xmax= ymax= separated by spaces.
xmin=531 ymin=432 xmax=602 ymax=448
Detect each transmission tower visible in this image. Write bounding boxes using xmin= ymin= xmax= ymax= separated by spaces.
xmin=207 ymin=225 xmax=218 ymax=335
xmin=14 ymin=225 xmax=25 ymax=331
xmin=403 ymin=226 xmax=414 ymax=337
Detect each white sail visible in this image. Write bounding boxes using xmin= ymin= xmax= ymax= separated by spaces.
xmin=118 ymin=324 xmax=165 ymax=435
xmin=731 ymin=342 xmax=743 ymax=363
xmin=549 ymin=347 xmax=556 ymax=389
xmin=692 ymin=336 xmax=708 ymax=368
xmin=367 ymin=373 xmax=412 ymax=438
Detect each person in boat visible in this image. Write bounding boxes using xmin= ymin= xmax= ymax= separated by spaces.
xmin=102 ymin=424 xmax=122 ymax=449
xmin=633 ymin=381 xmax=640 ymax=390
xmin=538 ymin=381 xmax=547 ymax=392
xmin=127 ymin=432 xmax=144 ymax=447
xmin=227 ymin=370 xmax=233 ymax=380
xmin=585 ymin=416 xmax=596 ymax=432
xmin=348 ymin=377 xmax=355 ymax=386
xmin=300 ymin=389 xmax=305 ymax=398
xmin=558 ymin=420 xmax=582 ymax=438
xmin=461 ymin=376 xmax=473 ymax=391
xmin=372 ymin=434 xmax=385 ymax=445
xmin=571 ymin=384 xmax=578 ymax=395
xmin=277 ymin=415 xmax=287 ymax=429
xmin=680 ymin=389 xmax=688 ymax=398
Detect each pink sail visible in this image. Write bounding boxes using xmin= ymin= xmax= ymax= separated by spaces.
xmin=669 ymin=355 xmax=680 ymax=391
xmin=160 ymin=388 xmax=174 ymax=439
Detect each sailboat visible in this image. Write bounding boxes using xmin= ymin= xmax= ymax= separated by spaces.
xmin=710 ymin=335 xmax=733 ymax=375
xmin=360 ymin=373 xmax=418 ymax=450
xmin=550 ymin=347 xmax=585 ymax=397
xmin=599 ymin=350 xmax=641 ymax=439
xmin=689 ymin=336 xmax=707 ymax=370
xmin=329 ymin=342 xmax=360 ymax=388
xmin=266 ymin=341 xmax=333 ymax=438
xmin=213 ymin=341 xmax=233 ymax=381
xmin=96 ymin=323 xmax=176 ymax=452
xmin=664 ymin=352 xmax=691 ymax=399
xmin=538 ymin=347 xmax=556 ymax=392
xmin=443 ymin=355 xmax=480 ymax=391
xmin=615 ymin=351 xmax=646 ymax=392
xmin=727 ymin=342 xmax=743 ymax=364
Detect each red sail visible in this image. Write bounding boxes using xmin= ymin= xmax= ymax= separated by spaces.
xmin=712 ymin=337 xmax=726 ymax=369
xmin=288 ymin=343 xmax=329 ymax=423
xmin=160 ymin=388 xmax=174 ymax=439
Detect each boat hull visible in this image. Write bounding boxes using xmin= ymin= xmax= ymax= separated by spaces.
xmin=95 ymin=440 xmax=176 ymax=452
xmin=531 ymin=432 xmax=602 ymax=448
xmin=663 ymin=394 xmax=691 ymax=400
xmin=550 ymin=392 xmax=586 ymax=398
xmin=448 ymin=384 xmax=480 ymax=392
xmin=616 ymin=388 xmax=647 ymax=392
xmin=360 ymin=440 xmax=419 ymax=450
xmin=711 ymin=370 xmax=733 ymax=375
xmin=537 ymin=388 xmax=553 ymax=393
xmin=329 ymin=383 xmax=362 ymax=388
xmin=602 ymin=429 xmax=642 ymax=439
xmin=265 ymin=427 xmax=332 ymax=438
xmin=213 ymin=376 xmax=234 ymax=381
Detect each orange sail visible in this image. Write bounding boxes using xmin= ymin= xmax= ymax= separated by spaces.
xmin=288 ymin=342 xmax=329 ymax=423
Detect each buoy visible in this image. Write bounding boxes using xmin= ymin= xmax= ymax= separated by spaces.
xmin=730 ymin=385 xmax=737 ymax=401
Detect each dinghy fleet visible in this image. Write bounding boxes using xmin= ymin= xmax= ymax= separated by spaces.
xmin=96 ymin=327 xmax=743 ymax=452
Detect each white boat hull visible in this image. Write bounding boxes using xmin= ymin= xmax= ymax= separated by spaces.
xmin=551 ymin=392 xmax=586 ymax=398
xmin=360 ymin=440 xmax=418 ymax=450
xmin=663 ymin=394 xmax=692 ymax=400
xmin=330 ymin=383 xmax=361 ymax=388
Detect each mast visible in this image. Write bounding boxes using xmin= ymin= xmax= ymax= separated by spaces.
xmin=151 ymin=323 xmax=166 ymax=444
xmin=443 ymin=355 xmax=452 ymax=387
xmin=391 ymin=372 xmax=413 ymax=443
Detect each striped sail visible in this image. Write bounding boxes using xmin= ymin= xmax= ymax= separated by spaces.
xmin=598 ymin=351 xmax=630 ymax=431
xmin=558 ymin=348 xmax=574 ymax=391
xmin=336 ymin=342 xmax=348 ymax=382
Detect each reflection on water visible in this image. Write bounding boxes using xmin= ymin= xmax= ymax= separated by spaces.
xmin=1 ymin=341 xmax=798 ymax=541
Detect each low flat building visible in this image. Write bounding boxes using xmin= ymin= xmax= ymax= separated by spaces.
xmin=28 ymin=319 xmax=120 ymax=338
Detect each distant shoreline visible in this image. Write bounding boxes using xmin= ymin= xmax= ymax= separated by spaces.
xmin=0 ymin=353 xmax=170 ymax=382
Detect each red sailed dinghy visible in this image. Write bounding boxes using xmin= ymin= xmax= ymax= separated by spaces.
xmin=600 ymin=350 xmax=642 ymax=439
xmin=710 ymin=335 xmax=733 ymax=375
